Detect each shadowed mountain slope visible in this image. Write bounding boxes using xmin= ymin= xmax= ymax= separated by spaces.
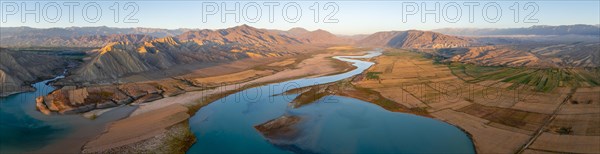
xmin=65 ymin=25 xmax=317 ymax=84
xmin=358 ymin=30 xmax=472 ymax=48
xmin=0 ymin=48 xmax=69 ymax=96
xmin=280 ymin=27 xmax=354 ymax=45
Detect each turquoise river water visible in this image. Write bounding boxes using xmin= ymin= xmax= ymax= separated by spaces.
xmin=186 ymin=51 xmax=475 ymax=153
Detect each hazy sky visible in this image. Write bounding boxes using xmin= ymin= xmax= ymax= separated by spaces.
xmin=1 ymin=0 xmax=599 ymax=34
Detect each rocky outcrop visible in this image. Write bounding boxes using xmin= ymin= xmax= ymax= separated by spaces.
xmin=36 ymin=84 xmax=153 ymax=114
xmin=36 ymin=86 xmax=123 ymax=114
xmin=36 ymin=79 xmax=199 ymax=114
xmin=255 ymin=115 xmax=302 ymax=140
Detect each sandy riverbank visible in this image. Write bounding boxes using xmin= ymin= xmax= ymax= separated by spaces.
xmin=256 ymin=48 xmax=599 ymax=154
xmin=81 ymin=48 xmax=368 ymax=153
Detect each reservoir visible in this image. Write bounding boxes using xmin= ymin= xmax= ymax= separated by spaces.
xmin=0 ymin=50 xmax=474 ymax=153
xmin=187 ymin=50 xmax=475 ymax=153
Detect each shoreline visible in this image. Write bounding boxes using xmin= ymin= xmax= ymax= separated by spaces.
xmin=0 ymin=71 xmax=65 ymax=98
xmin=334 ymin=49 xmax=599 ymax=154
xmin=1 ymin=59 xmax=77 ymax=98
xmin=80 ymin=49 xmax=370 ymax=153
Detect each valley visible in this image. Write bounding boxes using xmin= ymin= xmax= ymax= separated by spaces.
xmin=0 ymin=24 xmax=598 ymax=153
xmin=0 ymin=48 xmax=82 ymax=97
xmin=286 ymin=49 xmax=599 ymax=153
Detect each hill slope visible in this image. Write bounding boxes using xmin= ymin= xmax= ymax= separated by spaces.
xmin=440 ymin=43 xmax=600 ymax=68
xmin=357 ymin=30 xmax=471 ymax=48
xmin=0 ymin=48 xmax=69 ymax=96
xmin=280 ymin=28 xmax=353 ymax=44
xmin=66 ymin=25 xmax=313 ymax=84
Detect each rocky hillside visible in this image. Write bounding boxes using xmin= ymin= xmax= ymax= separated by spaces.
xmin=528 ymin=43 xmax=599 ymax=67
xmin=357 ymin=30 xmax=472 ymax=48
xmin=64 ymin=25 xmax=312 ymax=84
xmin=0 ymin=48 xmax=69 ymax=96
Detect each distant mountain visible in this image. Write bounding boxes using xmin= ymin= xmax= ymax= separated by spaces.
xmin=356 ymin=31 xmax=403 ymax=47
xmin=286 ymin=27 xmax=311 ymax=35
xmin=338 ymin=34 xmax=370 ymax=42
xmin=0 ymin=26 xmax=188 ymax=48
xmin=273 ymin=27 xmax=354 ymax=45
xmin=0 ymin=26 xmax=356 ymax=48
xmin=178 ymin=25 xmax=304 ymax=46
xmin=0 ymin=26 xmax=187 ymax=38
xmin=433 ymin=24 xmax=600 ymax=36
xmin=0 ymin=34 xmax=155 ymax=48
xmin=357 ymin=30 xmax=472 ymax=48
xmin=65 ymin=25 xmax=314 ymax=84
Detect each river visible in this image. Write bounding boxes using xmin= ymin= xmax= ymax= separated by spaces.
xmin=0 ymin=72 xmax=136 ymax=153
xmin=187 ymin=50 xmax=475 ymax=153
xmin=0 ymin=50 xmax=474 ymax=153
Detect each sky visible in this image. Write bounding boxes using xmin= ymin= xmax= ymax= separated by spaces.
xmin=1 ymin=0 xmax=599 ymax=35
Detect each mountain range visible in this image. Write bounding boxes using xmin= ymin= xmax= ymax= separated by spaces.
xmin=274 ymin=28 xmax=355 ymax=44
xmin=0 ymin=24 xmax=598 ymax=90
xmin=64 ymin=25 xmax=315 ymax=84
xmin=433 ymin=24 xmax=600 ymax=36
xmin=0 ymin=26 xmax=186 ymax=47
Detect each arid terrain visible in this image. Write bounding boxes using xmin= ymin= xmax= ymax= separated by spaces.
xmin=283 ymin=48 xmax=599 ymax=153
xmin=362 ymin=49 xmax=599 ymax=153
xmin=1 ymin=24 xmax=598 ymax=153
xmin=79 ymin=47 xmax=364 ymax=153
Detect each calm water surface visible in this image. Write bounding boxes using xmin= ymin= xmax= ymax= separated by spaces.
xmin=0 ymin=73 xmax=135 ymax=153
xmin=187 ymin=50 xmax=475 ymax=153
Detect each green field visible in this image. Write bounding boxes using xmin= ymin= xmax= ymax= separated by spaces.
xmin=366 ymin=72 xmax=382 ymax=79
xmin=449 ymin=63 xmax=600 ymax=92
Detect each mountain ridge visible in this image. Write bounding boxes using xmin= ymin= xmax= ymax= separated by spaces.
xmin=63 ymin=25 xmax=322 ymax=84
xmin=433 ymin=24 xmax=600 ymax=36
xmin=357 ymin=30 xmax=472 ymax=48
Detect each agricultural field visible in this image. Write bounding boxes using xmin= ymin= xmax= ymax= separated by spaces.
xmin=449 ymin=63 xmax=600 ymax=92
xmin=350 ymin=48 xmax=600 ymax=153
